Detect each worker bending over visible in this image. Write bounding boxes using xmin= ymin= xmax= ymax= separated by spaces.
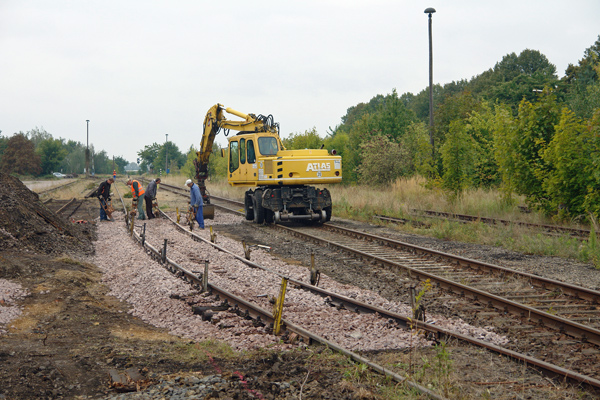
xmin=97 ymin=177 xmax=114 ymax=221
xmin=126 ymin=178 xmax=146 ymax=220
xmin=144 ymin=178 xmax=161 ymax=219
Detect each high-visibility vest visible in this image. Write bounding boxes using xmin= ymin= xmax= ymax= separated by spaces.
xmin=129 ymin=180 xmax=145 ymax=197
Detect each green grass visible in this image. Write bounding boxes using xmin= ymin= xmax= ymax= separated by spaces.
xmin=151 ymin=173 xmax=599 ymax=267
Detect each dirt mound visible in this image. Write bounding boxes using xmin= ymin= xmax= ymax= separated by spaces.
xmin=0 ymin=173 xmax=93 ymax=256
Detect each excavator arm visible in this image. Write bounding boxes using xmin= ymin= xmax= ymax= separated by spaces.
xmin=194 ymin=103 xmax=280 ymax=204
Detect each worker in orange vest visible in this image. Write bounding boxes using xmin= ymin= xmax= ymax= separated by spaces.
xmin=126 ymin=179 xmax=146 ymax=220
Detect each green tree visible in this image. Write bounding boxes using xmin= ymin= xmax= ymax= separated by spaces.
xmin=61 ymin=145 xmax=86 ymax=175
xmin=137 ymin=143 xmax=162 ymax=173
xmin=342 ymin=90 xmax=417 ymax=183
xmin=37 ymin=138 xmax=68 ymax=175
xmin=398 ymin=121 xmax=432 ymax=178
xmin=541 ymin=108 xmax=590 ymax=218
xmin=463 ymin=102 xmax=500 ymax=187
xmin=154 ymin=141 xmax=185 ymax=174
xmin=114 ymin=156 xmax=129 ymax=174
xmin=0 ymin=133 xmax=42 ymax=176
xmin=181 ymin=146 xmax=197 ymax=178
xmin=181 ymin=144 xmax=227 ymax=181
xmin=581 ymin=110 xmax=600 ymax=219
xmin=492 ymin=104 xmax=519 ymax=198
xmin=357 ymin=135 xmax=409 ymax=185
xmin=440 ymin=121 xmax=478 ymax=197
xmin=434 ymin=90 xmax=481 ymax=154
xmin=282 ymin=127 xmax=323 ymax=150
xmin=564 ymin=36 xmax=600 ymax=119
xmin=92 ymin=150 xmax=112 ymax=174
xmin=493 ymin=88 xmax=561 ymax=211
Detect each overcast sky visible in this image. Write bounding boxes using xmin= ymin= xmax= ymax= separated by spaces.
xmin=1 ymin=1 xmax=599 ymax=164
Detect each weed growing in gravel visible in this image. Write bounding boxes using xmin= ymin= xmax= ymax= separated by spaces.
xmin=434 ymin=342 xmax=452 ymax=398
xmin=580 ymin=219 xmax=600 ymax=268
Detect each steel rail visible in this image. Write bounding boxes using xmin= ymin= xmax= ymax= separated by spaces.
xmin=177 ymin=197 xmax=600 ymax=390
xmin=162 ymin=191 xmax=600 ymax=304
xmin=125 ymin=209 xmax=446 ymax=399
xmin=399 ymin=210 xmax=593 ymax=238
xmin=324 ymin=224 xmax=600 ymax=304
xmin=56 ymin=198 xmax=77 ymax=214
xmin=121 ymin=184 xmax=600 ymax=390
xmin=275 ymin=223 xmax=600 ymax=347
xmin=36 ymin=178 xmax=80 ymax=195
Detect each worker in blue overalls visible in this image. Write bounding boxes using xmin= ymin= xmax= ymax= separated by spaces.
xmin=186 ymin=179 xmax=204 ymax=229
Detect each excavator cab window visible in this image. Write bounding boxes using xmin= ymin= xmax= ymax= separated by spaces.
xmin=229 ymin=141 xmax=239 ymax=173
xmin=258 ymin=137 xmax=278 ymax=156
xmin=247 ymin=140 xmax=256 ymax=164
xmin=240 ymin=139 xmax=246 ymax=164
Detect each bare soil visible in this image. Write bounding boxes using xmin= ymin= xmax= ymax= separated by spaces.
xmin=2 ymin=174 xmax=599 ymax=399
xmin=0 ymin=175 xmax=400 ymax=400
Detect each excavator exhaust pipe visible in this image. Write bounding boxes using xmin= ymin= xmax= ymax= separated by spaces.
xmin=203 ymin=204 xmax=215 ymax=220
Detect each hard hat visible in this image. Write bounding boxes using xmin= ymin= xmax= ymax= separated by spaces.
xmin=185 ymin=179 xmax=192 ymax=186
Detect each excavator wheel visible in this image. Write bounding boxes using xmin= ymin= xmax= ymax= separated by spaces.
xmin=264 ymin=209 xmax=274 ymax=224
xmin=244 ymin=192 xmax=254 ymax=221
xmin=324 ymin=206 xmax=332 ymax=222
xmin=252 ymin=189 xmax=264 ymax=224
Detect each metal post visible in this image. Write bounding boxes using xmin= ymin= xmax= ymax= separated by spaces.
xmin=202 ymin=259 xmax=209 ymax=292
xmin=273 ymin=277 xmax=288 ymax=336
xmin=141 ymin=223 xmax=146 ymax=246
xmin=85 ymin=120 xmax=90 ymax=177
xmin=165 ymin=134 xmax=168 ymax=176
xmin=425 ymin=8 xmax=436 ymax=157
xmin=162 ymin=239 xmax=168 ymax=263
xmin=129 ymin=213 xmax=135 ymax=236
xmin=310 ymin=253 xmax=320 ymax=286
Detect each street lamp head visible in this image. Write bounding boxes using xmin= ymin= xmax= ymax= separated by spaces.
xmin=424 ymin=7 xmax=436 ymax=14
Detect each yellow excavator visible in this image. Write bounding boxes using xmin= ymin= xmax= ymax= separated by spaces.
xmin=195 ymin=103 xmax=342 ymax=223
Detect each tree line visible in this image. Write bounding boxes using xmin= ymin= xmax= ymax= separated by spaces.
xmin=0 ymin=128 xmax=128 ymax=177
xmin=3 ymin=35 xmax=599 ymax=222
xmin=281 ymin=36 xmax=600 ymax=222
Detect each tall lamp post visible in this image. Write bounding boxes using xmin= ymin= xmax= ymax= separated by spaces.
xmin=424 ymin=7 xmax=436 ymax=157
xmin=86 ymin=120 xmax=90 ymax=177
xmin=165 ymin=134 xmax=168 ymax=176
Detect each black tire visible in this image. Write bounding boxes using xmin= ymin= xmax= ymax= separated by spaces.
xmin=324 ymin=206 xmax=332 ymax=222
xmin=264 ymin=209 xmax=274 ymax=224
xmin=244 ymin=192 xmax=254 ymax=221
xmin=253 ymin=190 xmax=265 ymax=224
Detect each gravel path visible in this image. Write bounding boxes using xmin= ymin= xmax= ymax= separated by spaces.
xmin=90 ymin=211 xmax=508 ymax=353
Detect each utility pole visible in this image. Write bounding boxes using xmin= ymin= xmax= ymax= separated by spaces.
xmin=165 ymin=134 xmax=169 ymax=176
xmin=86 ymin=120 xmax=90 ymax=177
xmin=425 ymin=7 xmax=436 ymax=157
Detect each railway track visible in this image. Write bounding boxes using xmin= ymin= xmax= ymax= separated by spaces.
xmin=376 ymin=210 xmax=595 ymax=239
xmin=131 ymin=180 xmax=600 ymax=393
xmin=115 ymin=184 xmax=447 ymax=399
xmin=45 ymin=198 xmax=85 ymax=219
xmin=35 ymin=178 xmax=80 ymax=195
